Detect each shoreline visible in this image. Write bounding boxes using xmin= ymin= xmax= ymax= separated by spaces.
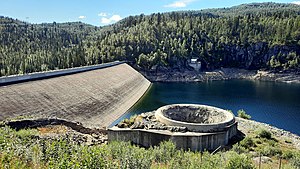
xmin=142 ymin=68 xmax=300 ymax=84
xmin=236 ymin=117 xmax=300 ymax=150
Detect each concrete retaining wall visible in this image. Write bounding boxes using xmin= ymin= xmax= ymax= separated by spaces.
xmin=108 ymin=121 xmax=238 ymax=151
xmin=0 ymin=61 xmax=125 ymax=85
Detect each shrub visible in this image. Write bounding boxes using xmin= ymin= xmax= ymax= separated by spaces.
xmin=240 ymin=137 xmax=255 ymax=149
xmin=200 ymin=152 xmax=222 ymax=169
xmin=2 ymin=126 xmax=299 ymax=169
xmin=121 ymin=115 xmax=137 ymax=127
xmin=256 ymin=140 xmax=262 ymax=144
xmin=227 ymin=110 xmax=233 ymax=113
xmin=153 ymin=141 xmax=177 ymax=163
xmin=261 ymin=145 xmax=282 ymax=156
xmin=257 ymin=129 xmax=272 ymax=139
xmin=129 ymin=115 xmax=138 ymax=124
xmin=15 ymin=129 xmax=38 ymax=138
xmin=225 ymin=151 xmax=255 ymax=169
xmin=291 ymin=152 xmax=300 ymax=169
xmin=232 ymin=144 xmax=248 ymax=154
xmin=282 ymin=150 xmax=297 ymax=159
xmin=237 ymin=109 xmax=251 ymax=119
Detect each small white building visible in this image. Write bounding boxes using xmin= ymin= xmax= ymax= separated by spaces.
xmin=189 ymin=58 xmax=201 ymax=71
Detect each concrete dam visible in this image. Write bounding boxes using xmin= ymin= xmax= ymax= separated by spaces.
xmin=0 ymin=62 xmax=151 ymax=129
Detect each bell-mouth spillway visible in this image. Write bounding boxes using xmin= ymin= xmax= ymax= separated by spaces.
xmin=108 ymin=104 xmax=238 ymax=151
xmin=155 ymin=104 xmax=236 ymax=132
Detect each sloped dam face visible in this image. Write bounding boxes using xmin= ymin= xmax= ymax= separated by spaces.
xmin=0 ymin=63 xmax=151 ymax=129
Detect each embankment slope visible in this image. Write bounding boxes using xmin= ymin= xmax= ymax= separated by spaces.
xmin=0 ymin=63 xmax=151 ymax=129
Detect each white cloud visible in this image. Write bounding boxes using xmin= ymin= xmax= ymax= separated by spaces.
xmin=78 ymin=16 xmax=86 ymax=19
xmin=101 ymin=15 xmax=122 ymax=24
xmin=291 ymin=1 xmax=300 ymax=5
xmin=98 ymin=12 xmax=107 ymax=17
xmin=164 ymin=0 xmax=195 ymax=8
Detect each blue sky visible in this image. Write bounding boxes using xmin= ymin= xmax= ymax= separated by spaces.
xmin=1 ymin=0 xmax=299 ymax=26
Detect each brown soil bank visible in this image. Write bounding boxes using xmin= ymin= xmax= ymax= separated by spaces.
xmin=0 ymin=63 xmax=151 ymax=129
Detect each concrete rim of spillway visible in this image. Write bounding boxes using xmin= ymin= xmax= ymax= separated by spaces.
xmin=155 ymin=104 xmax=236 ymax=132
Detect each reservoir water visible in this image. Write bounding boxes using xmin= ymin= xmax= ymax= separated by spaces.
xmin=116 ymin=80 xmax=300 ymax=135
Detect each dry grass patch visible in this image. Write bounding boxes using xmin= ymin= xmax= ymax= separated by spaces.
xmin=38 ymin=125 xmax=67 ymax=136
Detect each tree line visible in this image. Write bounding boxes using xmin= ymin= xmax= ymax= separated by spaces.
xmin=0 ymin=2 xmax=299 ymax=77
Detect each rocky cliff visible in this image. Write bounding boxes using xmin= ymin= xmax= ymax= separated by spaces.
xmin=221 ymin=43 xmax=299 ymax=70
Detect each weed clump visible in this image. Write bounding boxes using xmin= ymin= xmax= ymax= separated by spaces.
xmin=237 ymin=109 xmax=251 ymax=120
xmin=257 ymin=129 xmax=272 ymax=139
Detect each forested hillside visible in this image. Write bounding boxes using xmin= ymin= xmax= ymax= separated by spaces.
xmin=0 ymin=2 xmax=300 ymax=77
xmin=0 ymin=17 xmax=101 ymax=76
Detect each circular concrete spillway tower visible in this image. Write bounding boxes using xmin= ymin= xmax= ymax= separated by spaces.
xmin=109 ymin=104 xmax=238 ymax=151
xmin=154 ymin=104 xmax=238 ymax=151
xmin=155 ymin=104 xmax=236 ymax=133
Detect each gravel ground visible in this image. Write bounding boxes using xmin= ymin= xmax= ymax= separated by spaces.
xmin=236 ymin=117 xmax=300 ymax=150
xmin=37 ymin=125 xmax=108 ymax=145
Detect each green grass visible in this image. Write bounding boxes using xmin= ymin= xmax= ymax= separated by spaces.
xmin=0 ymin=126 xmax=299 ymax=169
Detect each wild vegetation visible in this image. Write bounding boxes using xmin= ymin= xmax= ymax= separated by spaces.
xmin=238 ymin=109 xmax=252 ymax=120
xmin=1 ymin=2 xmax=299 ymax=77
xmin=0 ymin=125 xmax=300 ymax=168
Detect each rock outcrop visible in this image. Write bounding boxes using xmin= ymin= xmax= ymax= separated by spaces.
xmin=142 ymin=68 xmax=300 ymax=84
